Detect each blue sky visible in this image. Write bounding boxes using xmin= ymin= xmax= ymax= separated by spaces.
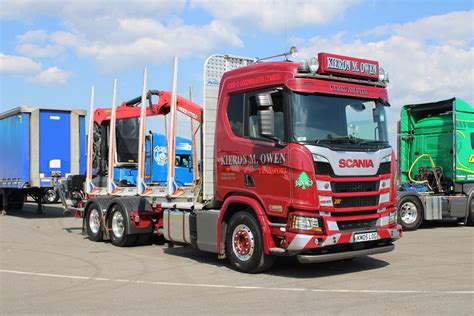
xmin=1 ymin=0 xmax=473 ymax=146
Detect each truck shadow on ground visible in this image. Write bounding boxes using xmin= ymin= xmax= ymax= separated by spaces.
xmin=162 ymin=245 xmax=389 ymax=278
xmin=1 ymin=203 xmax=72 ymax=219
xmin=419 ymin=220 xmax=465 ymax=230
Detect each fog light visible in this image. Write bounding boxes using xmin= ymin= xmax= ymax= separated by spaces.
xmin=389 ymin=211 xmax=397 ymax=225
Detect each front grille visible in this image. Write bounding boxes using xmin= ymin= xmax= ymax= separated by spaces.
xmin=314 ymin=162 xmax=391 ymax=177
xmin=332 ymin=196 xmax=378 ymax=208
xmin=331 ymin=210 xmax=378 ymax=217
xmin=332 ymin=181 xmax=379 ymax=193
xmin=338 ymin=219 xmax=377 ymax=232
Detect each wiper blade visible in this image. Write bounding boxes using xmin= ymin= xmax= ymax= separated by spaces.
xmin=357 ymin=140 xmax=388 ymax=145
xmin=315 ymin=136 xmax=359 ymax=144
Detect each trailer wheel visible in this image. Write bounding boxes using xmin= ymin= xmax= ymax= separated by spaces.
xmin=42 ymin=189 xmax=59 ymax=204
xmin=86 ymin=203 xmax=103 ymax=242
xmin=225 ymin=211 xmax=275 ymax=273
xmin=398 ymin=196 xmax=423 ymax=231
xmin=108 ymin=204 xmax=136 ymax=247
xmin=7 ymin=191 xmax=25 ymax=210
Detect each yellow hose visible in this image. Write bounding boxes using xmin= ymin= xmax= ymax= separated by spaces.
xmin=408 ymin=153 xmax=438 ymax=190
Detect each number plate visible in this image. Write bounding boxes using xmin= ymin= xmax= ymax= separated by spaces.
xmin=354 ymin=232 xmax=379 ymax=242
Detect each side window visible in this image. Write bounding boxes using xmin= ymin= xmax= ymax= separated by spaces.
xmin=471 ymin=133 xmax=474 ymax=149
xmin=226 ymin=94 xmax=244 ymax=137
xmin=246 ymin=89 xmax=285 ymax=140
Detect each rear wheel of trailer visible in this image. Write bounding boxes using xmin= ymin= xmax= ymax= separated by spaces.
xmin=85 ymin=201 xmax=103 ymax=242
xmin=42 ymin=189 xmax=59 ymax=204
xmin=108 ymin=203 xmax=137 ymax=247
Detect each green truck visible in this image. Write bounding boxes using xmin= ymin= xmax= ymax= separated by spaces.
xmin=397 ymin=97 xmax=474 ymax=230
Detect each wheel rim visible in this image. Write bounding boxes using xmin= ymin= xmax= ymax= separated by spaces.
xmin=112 ymin=210 xmax=125 ymax=238
xmin=45 ymin=190 xmax=56 ymax=202
xmin=400 ymin=201 xmax=418 ymax=224
xmin=88 ymin=208 xmax=101 ymax=234
xmin=232 ymin=224 xmax=255 ymax=261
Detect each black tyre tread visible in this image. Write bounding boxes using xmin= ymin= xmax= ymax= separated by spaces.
xmin=8 ymin=191 xmax=25 ymax=210
xmin=108 ymin=203 xmax=137 ymax=247
xmin=466 ymin=198 xmax=474 ymax=226
xmin=225 ymin=211 xmax=275 ymax=273
xmin=43 ymin=189 xmax=59 ymax=204
xmin=85 ymin=202 xmax=103 ymax=242
xmin=398 ymin=196 xmax=423 ymax=231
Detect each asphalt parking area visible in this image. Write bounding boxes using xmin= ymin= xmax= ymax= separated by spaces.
xmin=1 ymin=203 xmax=473 ymax=314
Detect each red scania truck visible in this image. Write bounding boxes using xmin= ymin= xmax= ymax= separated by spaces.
xmin=61 ymin=50 xmax=401 ymax=273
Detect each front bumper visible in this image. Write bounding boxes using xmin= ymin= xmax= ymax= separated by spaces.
xmin=284 ymin=225 xmax=401 ymax=254
xmin=297 ymin=244 xmax=394 ymax=263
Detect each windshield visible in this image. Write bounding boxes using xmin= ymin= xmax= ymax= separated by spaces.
xmin=291 ymin=92 xmax=389 ymax=149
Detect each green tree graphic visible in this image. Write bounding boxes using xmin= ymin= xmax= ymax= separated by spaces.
xmin=295 ymin=172 xmax=313 ymax=190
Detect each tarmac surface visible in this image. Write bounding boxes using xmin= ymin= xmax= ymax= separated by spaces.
xmin=1 ymin=203 xmax=473 ymax=315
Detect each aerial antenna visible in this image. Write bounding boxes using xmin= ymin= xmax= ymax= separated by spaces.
xmin=285 ymin=0 xmax=288 ymax=51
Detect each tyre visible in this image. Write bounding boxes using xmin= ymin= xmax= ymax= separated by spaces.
xmin=225 ymin=211 xmax=275 ymax=273
xmin=398 ymin=196 xmax=423 ymax=231
xmin=108 ymin=204 xmax=136 ymax=247
xmin=8 ymin=191 xmax=25 ymax=210
xmin=42 ymin=189 xmax=59 ymax=204
xmin=86 ymin=202 xmax=103 ymax=242
xmin=466 ymin=197 xmax=474 ymax=226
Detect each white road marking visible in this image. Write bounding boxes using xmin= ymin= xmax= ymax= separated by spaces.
xmin=1 ymin=269 xmax=473 ymax=295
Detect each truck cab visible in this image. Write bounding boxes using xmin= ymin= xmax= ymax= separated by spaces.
xmin=204 ymin=52 xmax=401 ymax=271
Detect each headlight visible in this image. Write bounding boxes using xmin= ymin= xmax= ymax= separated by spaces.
xmin=389 ymin=211 xmax=397 ymax=225
xmin=312 ymin=154 xmax=329 ymax=163
xmin=290 ymin=215 xmax=323 ymax=233
xmin=380 ymin=155 xmax=391 ymax=163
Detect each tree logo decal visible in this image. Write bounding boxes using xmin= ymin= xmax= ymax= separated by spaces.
xmin=295 ymin=172 xmax=313 ymax=190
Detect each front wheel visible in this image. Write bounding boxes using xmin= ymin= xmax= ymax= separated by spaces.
xmin=398 ymin=196 xmax=423 ymax=231
xmin=225 ymin=211 xmax=275 ymax=273
xmin=108 ymin=204 xmax=136 ymax=247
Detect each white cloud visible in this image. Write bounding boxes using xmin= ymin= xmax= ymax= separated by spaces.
xmin=192 ymin=0 xmax=359 ymax=33
xmin=364 ymin=11 xmax=474 ymax=46
xmin=29 ymin=66 xmax=70 ymax=85
xmin=16 ymin=29 xmax=67 ymax=58
xmin=17 ymin=29 xmax=48 ymax=43
xmin=0 ymin=53 xmax=70 ymax=85
xmin=297 ymin=11 xmax=474 ymax=148
xmin=16 ymin=43 xmax=64 ymax=58
xmin=7 ymin=0 xmax=246 ymax=73
xmin=0 ymin=53 xmax=42 ymax=75
xmin=1 ymin=0 xmax=186 ymax=20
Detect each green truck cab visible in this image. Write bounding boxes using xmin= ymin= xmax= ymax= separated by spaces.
xmin=397 ymin=98 xmax=474 ymax=230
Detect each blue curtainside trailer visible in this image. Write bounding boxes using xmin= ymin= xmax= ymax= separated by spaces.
xmin=0 ymin=106 xmax=86 ymax=213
